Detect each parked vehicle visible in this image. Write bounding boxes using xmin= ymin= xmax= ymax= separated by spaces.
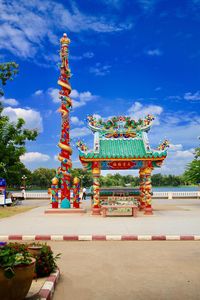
xmin=0 ymin=178 xmax=12 ymax=206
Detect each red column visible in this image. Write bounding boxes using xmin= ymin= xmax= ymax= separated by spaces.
xmin=92 ymin=162 xmax=101 ymax=215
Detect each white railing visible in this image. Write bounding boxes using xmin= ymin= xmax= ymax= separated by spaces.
xmin=12 ymin=192 xmax=50 ymax=199
xmin=12 ymin=191 xmax=200 ymax=200
xmin=153 ymin=191 xmax=199 ymax=199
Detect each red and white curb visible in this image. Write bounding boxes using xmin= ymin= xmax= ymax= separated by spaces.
xmin=38 ymin=269 xmax=60 ymax=300
xmin=0 ymin=235 xmax=200 ymax=241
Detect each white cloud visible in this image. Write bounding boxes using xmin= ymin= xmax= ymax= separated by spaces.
xmin=0 ymin=96 xmax=19 ymax=106
xmin=20 ymin=152 xmax=50 ymax=163
xmin=2 ymin=107 xmax=43 ymax=132
xmin=149 ymin=114 xmax=200 ymax=148
xmin=48 ymin=88 xmax=59 ymax=103
xmin=34 ymin=90 xmax=43 ymax=96
xmin=184 ymin=91 xmax=200 ymax=101
xmin=70 ymin=51 xmax=94 ymax=61
xmin=71 ymin=127 xmax=90 ymax=138
xmin=138 ymin=0 xmax=158 ymax=11
xmin=83 ymin=52 xmax=94 ymax=58
xmin=0 ymin=0 xmax=131 ymax=60
xmin=93 ymin=114 xmax=102 ymax=119
xmin=42 ymin=87 xmax=97 ymax=109
xmin=146 ymin=49 xmax=162 ymax=56
xmin=167 ymin=95 xmax=182 ymax=101
xmin=175 ymin=149 xmax=194 ymax=158
xmin=128 ymin=101 xmax=163 ymax=124
xmin=0 ymin=24 xmax=37 ymax=58
xmin=156 ymin=148 xmax=195 ymax=175
xmin=155 ymin=86 xmax=162 ymax=91
xmin=169 ymin=144 xmax=183 ymax=151
xmin=54 ymin=154 xmax=58 ymax=161
xmin=90 ymin=63 xmax=111 ymax=76
xmin=71 ymin=89 xmax=98 ymax=109
xmin=71 ymin=116 xmax=84 ymax=125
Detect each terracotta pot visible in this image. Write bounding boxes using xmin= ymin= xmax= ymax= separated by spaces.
xmin=0 ymin=258 xmax=35 ymax=300
xmin=28 ymin=246 xmax=42 ymax=258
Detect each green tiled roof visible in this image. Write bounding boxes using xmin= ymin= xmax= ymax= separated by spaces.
xmin=79 ymin=139 xmax=167 ymax=159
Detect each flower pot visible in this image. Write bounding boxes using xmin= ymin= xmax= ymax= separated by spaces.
xmin=0 ymin=258 xmax=35 ymax=300
xmin=28 ymin=246 xmax=42 ymax=258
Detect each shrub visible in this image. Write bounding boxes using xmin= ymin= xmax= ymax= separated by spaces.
xmin=34 ymin=244 xmax=60 ymax=278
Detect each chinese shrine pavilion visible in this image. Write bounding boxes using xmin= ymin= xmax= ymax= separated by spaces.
xmin=77 ymin=115 xmax=169 ymax=215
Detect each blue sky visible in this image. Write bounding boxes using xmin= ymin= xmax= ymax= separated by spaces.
xmin=1 ymin=0 xmax=200 ymax=175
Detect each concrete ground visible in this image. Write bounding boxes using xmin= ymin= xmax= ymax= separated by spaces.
xmin=1 ymin=200 xmax=200 ymax=299
xmin=0 ymin=198 xmax=199 ymax=235
xmin=48 ymin=241 xmax=200 ymax=300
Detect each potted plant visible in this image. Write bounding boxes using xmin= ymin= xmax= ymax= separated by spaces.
xmin=34 ymin=243 xmax=60 ymax=278
xmin=28 ymin=242 xmax=43 ymax=258
xmin=0 ymin=242 xmax=35 ymax=300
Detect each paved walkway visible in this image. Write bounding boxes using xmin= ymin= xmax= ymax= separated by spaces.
xmin=49 ymin=241 xmax=200 ymax=300
xmin=0 ymin=198 xmax=199 ymax=235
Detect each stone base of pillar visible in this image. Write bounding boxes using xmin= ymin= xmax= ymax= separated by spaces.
xmin=139 ymin=203 xmax=146 ymax=210
xmin=92 ymin=207 xmax=101 ymax=215
xmin=52 ymin=202 xmax=59 ymax=209
xmin=144 ymin=207 xmax=153 ymax=215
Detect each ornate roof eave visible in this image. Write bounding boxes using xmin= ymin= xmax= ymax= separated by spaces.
xmin=79 ymin=156 xmax=167 ymax=162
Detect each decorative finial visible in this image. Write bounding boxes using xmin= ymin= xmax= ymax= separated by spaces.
xmin=60 ymin=33 xmax=70 ymax=46
xmin=157 ymin=139 xmax=170 ymax=151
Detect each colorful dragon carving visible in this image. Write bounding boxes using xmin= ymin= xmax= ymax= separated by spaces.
xmin=87 ymin=114 xmax=155 ymax=137
xmin=157 ymin=139 xmax=170 ymax=151
xmin=76 ymin=140 xmax=88 ymax=152
xmin=51 ymin=33 xmax=73 ymax=206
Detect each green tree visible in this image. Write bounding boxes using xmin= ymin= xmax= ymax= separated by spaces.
xmin=183 ymin=147 xmax=200 ymax=184
xmin=6 ymin=163 xmax=32 ymax=188
xmin=31 ymin=168 xmax=56 ymax=188
xmin=71 ymin=168 xmax=93 ymax=188
xmin=0 ymin=104 xmax=38 ymax=184
xmin=0 ymin=62 xmax=38 ymax=185
xmin=0 ymin=62 xmax=18 ymax=96
xmin=152 ymin=174 xmax=163 ymax=186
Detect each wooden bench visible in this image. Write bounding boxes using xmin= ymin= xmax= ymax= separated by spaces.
xmin=101 ymin=205 xmax=138 ymax=217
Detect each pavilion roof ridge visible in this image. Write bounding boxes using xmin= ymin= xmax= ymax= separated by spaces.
xmin=100 ymin=136 xmax=143 ymax=141
xmin=87 ymin=114 xmax=155 ymax=137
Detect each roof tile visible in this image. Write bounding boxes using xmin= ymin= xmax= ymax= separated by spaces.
xmin=81 ymin=139 xmax=167 ymax=159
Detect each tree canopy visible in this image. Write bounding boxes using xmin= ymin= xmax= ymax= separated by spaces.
xmin=0 ymin=62 xmax=18 ymax=96
xmin=0 ymin=62 xmax=38 ymax=185
xmin=183 ymin=147 xmax=200 ymax=185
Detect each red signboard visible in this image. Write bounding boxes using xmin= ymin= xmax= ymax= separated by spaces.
xmin=108 ymin=161 xmax=135 ymax=169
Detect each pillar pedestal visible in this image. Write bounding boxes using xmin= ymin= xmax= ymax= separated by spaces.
xmin=144 ymin=206 xmax=153 ymax=215
xmin=52 ymin=202 xmax=59 ymax=209
xmin=92 ymin=207 xmax=101 ymax=215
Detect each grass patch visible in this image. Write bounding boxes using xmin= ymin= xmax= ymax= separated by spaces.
xmin=0 ymin=206 xmax=37 ymax=219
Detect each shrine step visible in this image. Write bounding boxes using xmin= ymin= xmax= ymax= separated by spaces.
xmin=44 ymin=208 xmax=86 ymax=214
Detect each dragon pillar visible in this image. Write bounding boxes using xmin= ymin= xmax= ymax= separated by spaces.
xmin=52 ymin=33 xmax=73 ymax=208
